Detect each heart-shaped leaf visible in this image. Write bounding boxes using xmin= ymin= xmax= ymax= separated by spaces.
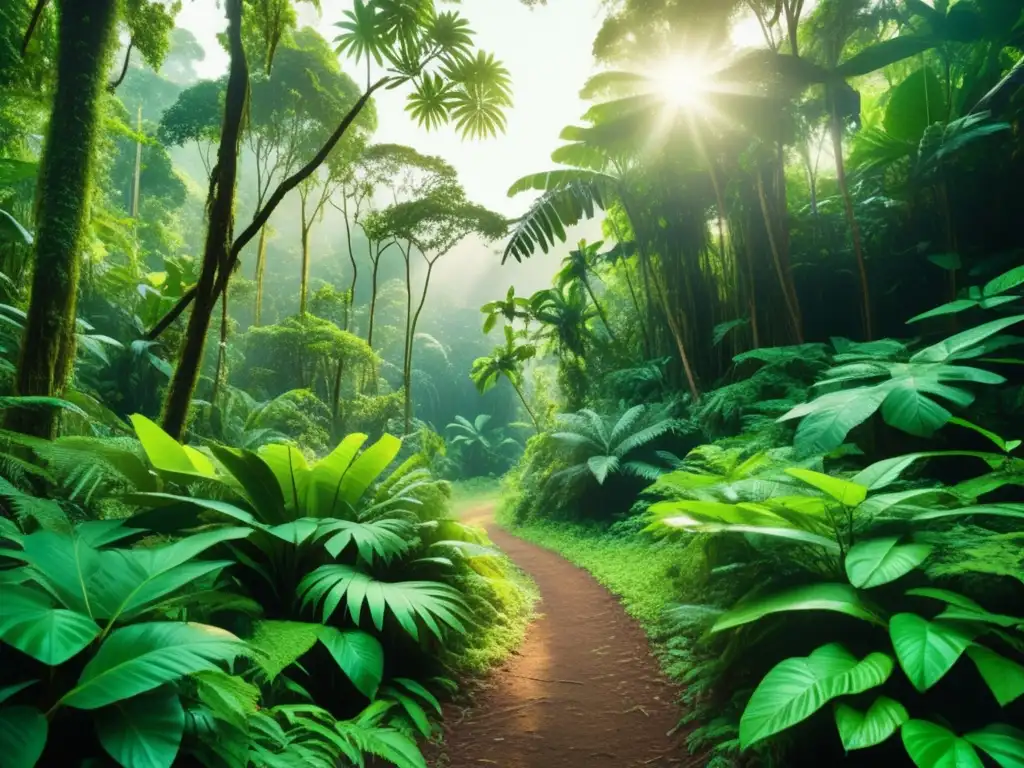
xmin=835 ymin=696 xmax=908 ymax=751
xmin=0 ymin=586 xmax=100 ymax=665
xmin=740 ymin=643 xmax=894 ymax=747
xmin=95 ymin=689 xmax=185 ymax=768
xmin=966 ymin=645 xmax=1024 ymax=706
xmin=845 ymin=538 xmax=932 ymax=588
xmin=903 ymin=720 xmax=984 ymax=768
xmin=890 ymin=613 xmax=974 ymax=692
xmin=964 ymin=724 xmax=1024 ymax=768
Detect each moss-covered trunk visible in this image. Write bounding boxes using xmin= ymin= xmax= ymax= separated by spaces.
xmin=161 ymin=0 xmax=248 ymax=440
xmin=253 ymin=225 xmax=268 ymax=326
xmin=8 ymin=0 xmax=118 ymax=439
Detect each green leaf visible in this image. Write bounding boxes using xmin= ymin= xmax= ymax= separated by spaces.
xmin=913 ymin=504 xmax=1024 ymax=521
xmin=911 ymin=315 xmax=1024 ymax=363
xmin=947 ymin=417 xmax=1009 ymax=451
xmin=835 ymin=696 xmax=908 ymax=751
xmin=0 ymin=210 xmax=32 ymax=246
xmin=881 ymin=386 xmax=952 ymax=438
xmin=657 ymin=518 xmax=842 ymax=550
xmin=739 ymin=643 xmax=894 ymax=748
xmin=0 ymin=682 xmax=37 ymax=706
xmin=0 ymin=706 xmax=47 ymax=768
xmin=59 ymin=622 xmax=246 ymax=710
xmin=208 ymin=445 xmax=287 ymax=525
xmin=305 ymin=433 xmax=367 ymax=517
xmin=845 ymin=538 xmax=932 ymax=589
xmin=983 ymin=265 xmax=1024 ymax=298
xmin=247 ymin=620 xmax=319 ymax=683
xmin=890 ymin=613 xmax=974 ymax=692
xmin=902 ymin=720 xmax=984 ymax=768
xmin=784 ymin=386 xmax=889 ymax=456
xmin=0 ymin=585 xmax=101 ymax=665
xmin=587 ymin=454 xmax=620 ymax=484
xmin=129 ymin=414 xmax=213 ymax=479
xmin=965 ymin=646 xmax=1024 ymax=706
xmin=94 ymin=689 xmax=184 ymax=768
xmin=964 ymin=724 xmax=1024 ymax=768
xmin=852 ymin=450 xmax=1003 ymax=490
xmin=836 ymin=35 xmax=938 ymax=79
xmin=316 ymin=627 xmax=384 ymax=699
xmin=338 ymin=433 xmax=403 ymax=507
xmin=712 ymin=583 xmax=881 ymax=632
xmin=884 ymin=67 xmax=948 ymax=144
xmin=908 ymin=299 xmax=980 ymax=324
xmin=785 ymin=468 xmax=867 ymax=506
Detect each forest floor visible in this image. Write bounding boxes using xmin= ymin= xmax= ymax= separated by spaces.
xmin=429 ymin=500 xmax=687 ymax=767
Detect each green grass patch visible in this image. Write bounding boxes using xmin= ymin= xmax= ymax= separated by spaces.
xmin=449 ymin=477 xmax=502 ymax=512
xmin=495 ymin=507 xmax=703 ymax=631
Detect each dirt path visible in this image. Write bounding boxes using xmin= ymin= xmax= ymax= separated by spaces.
xmin=433 ymin=503 xmax=686 ymax=767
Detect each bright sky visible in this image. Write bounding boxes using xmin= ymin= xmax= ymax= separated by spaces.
xmin=177 ymin=0 xmax=609 ymax=217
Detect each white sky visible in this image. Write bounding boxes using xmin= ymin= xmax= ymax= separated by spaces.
xmin=177 ymin=0 xmax=608 ymax=217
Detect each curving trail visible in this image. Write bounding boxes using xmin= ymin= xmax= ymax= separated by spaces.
xmin=433 ymin=502 xmax=686 ymax=767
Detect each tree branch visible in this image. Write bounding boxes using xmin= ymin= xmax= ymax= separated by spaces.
xmin=107 ymin=37 xmax=134 ymax=92
xmin=145 ymin=76 xmax=390 ymax=339
xmin=20 ymin=0 xmax=50 ymax=57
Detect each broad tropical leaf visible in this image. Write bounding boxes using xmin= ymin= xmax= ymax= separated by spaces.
xmin=835 ymin=696 xmax=909 ymax=751
xmin=59 ymin=622 xmax=246 ymax=710
xmin=964 ymin=724 xmax=1024 ymax=768
xmin=965 ymin=646 xmax=1024 ymax=706
xmin=0 ymin=585 xmax=100 ymax=665
xmin=890 ymin=613 xmax=975 ymax=692
xmin=844 ymin=538 xmax=932 ymax=589
xmin=713 ymin=584 xmax=881 ymax=632
xmin=902 ymin=720 xmax=984 ymax=768
xmin=740 ymin=643 xmax=894 ymax=747
xmin=316 ymin=626 xmax=384 ymax=699
xmin=0 ymin=706 xmax=46 ymax=768
xmin=786 ymin=468 xmax=867 ymax=506
xmin=94 ymin=689 xmax=185 ymax=768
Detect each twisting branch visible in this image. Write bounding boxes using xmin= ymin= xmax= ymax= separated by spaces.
xmin=20 ymin=0 xmax=50 ymax=56
xmin=107 ymin=37 xmax=134 ymax=92
xmin=144 ymin=76 xmax=391 ymax=340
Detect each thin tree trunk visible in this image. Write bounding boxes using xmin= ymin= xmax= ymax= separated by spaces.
xmin=253 ymin=225 xmax=268 ymax=326
xmin=8 ymin=0 xmax=118 ymax=439
xmin=331 ymin=356 xmax=345 ymax=420
xmin=511 ymin=379 xmax=539 ymax=430
xmin=341 ymin=196 xmax=357 ymax=331
xmin=367 ymin=254 xmax=380 ymax=347
xmin=402 ymin=248 xmax=414 ymax=434
xmin=581 ymin=275 xmax=616 ymax=342
xmin=160 ymin=0 xmax=248 ymax=441
xmin=756 ymin=171 xmax=803 ymax=343
xmin=830 ymin=112 xmax=873 ymax=340
xmin=299 ymin=195 xmax=311 ymax=316
xmin=211 ymin=291 xmax=228 ymax=403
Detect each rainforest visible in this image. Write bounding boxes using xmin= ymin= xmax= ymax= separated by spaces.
xmin=1 ymin=0 xmax=1023 ymax=766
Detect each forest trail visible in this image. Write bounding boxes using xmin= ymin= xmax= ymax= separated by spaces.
xmin=432 ymin=501 xmax=686 ymax=767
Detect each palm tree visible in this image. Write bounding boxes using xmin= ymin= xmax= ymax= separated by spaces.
xmin=550 ymin=404 xmax=684 ymax=486
xmin=555 ymin=239 xmax=616 ymax=342
xmin=470 ymin=326 xmax=539 ymax=430
xmin=529 ymin=283 xmax=596 ymax=360
xmin=445 ymin=413 xmax=520 ymax=473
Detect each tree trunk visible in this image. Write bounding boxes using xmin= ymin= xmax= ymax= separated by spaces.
xmin=341 ymin=196 xmax=357 ymax=332
xmin=366 ymin=251 xmax=381 ymax=347
xmin=299 ymin=199 xmax=310 ymax=315
xmin=211 ymin=291 xmax=228 ymax=404
xmin=253 ymin=225 xmax=268 ymax=326
xmin=581 ymin=275 xmax=616 ymax=342
xmin=8 ymin=0 xmax=118 ymax=439
xmin=511 ymin=379 xmax=539 ymax=430
xmin=402 ymin=250 xmax=413 ymax=434
xmin=830 ymin=112 xmax=873 ymax=340
xmin=756 ymin=171 xmax=803 ymax=343
xmin=160 ymin=0 xmax=248 ymax=441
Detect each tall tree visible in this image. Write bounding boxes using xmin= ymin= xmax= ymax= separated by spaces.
xmin=8 ymin=0 xmax=176 ymax=438
xmin=152 ymin=0 xmax=512 ymax=441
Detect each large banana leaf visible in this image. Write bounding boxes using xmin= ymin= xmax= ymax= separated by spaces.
xmin=740 ymin=643 xmax=894 ymax=747
xmin=258 ymin=444 xmax=312 ymax=514
xmin=338 ymin=433 xmax=402 ymax=509
xmin=58 ymin=622 xmax=247 ymax=710
xmin=129 ymin=414 xmax=216 ymax=481
xmin=94 ymin=688 xmax=185 ymax=768
xmin=306 ymin=433 xmax=368 ymax=517
xmin=713 ymin=583 xmax=881 ymax=632
xmin=890 ymin=613 xmax=975 ymax=692
xmin=299 ymin=565 xmax=469 ymax=641
xmin=208 ymin=445 xmax=287 ymax=524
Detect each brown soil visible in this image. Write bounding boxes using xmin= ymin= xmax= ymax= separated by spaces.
xmin=431 ymin=503 xmax=688 ymax=768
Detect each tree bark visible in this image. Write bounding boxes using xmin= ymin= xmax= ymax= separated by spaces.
xmin=160 ymin=0 xmax=248 ymax=440
xmin=8 ymin=0 xmax=118 ymax=439
xmin=253 ymin=225 xmax=268 ymax=326
xmin=299 ymin=193 xmax=310 ymax=316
